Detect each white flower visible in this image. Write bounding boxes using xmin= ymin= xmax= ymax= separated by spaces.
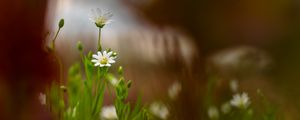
xmin=110 ymin=78 xmax=119 ymax=86
xmin=149 ymin=102 xmax=169 ymax=120
xmin=101 ymin=105 xmax=118 ymax=120
xmin=207 ymin=106 xmax=219 ymax=120
xmin=168 ymin=81 xmax=182 ymax=100
xmin=91 ymin=51 xmax=116 ymax=67
xmin=229 ymin=79 xmax=238 ymax=92
xmin=106 ymin=74 xmax=119 ymax=87
xmin=89 ymin=8 xmax=113 ymax=28
xmin=39 ymin=93 xmax=46 ymax=105
xmin=210 ymin=47 xmax=271 ymax=74
xmin=230 ymin=92 xmax=250 ymax=109
xmin=221 ymin=102 xmax=231 ymax=114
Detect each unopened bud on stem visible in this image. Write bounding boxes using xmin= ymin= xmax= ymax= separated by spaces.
xmin=59 ymin=19 xmax=64 ymax=28
xmin=118 ymin=66 xmax=123 ymax=75
xmin=77 ymin=41 xmax=83 ymax=52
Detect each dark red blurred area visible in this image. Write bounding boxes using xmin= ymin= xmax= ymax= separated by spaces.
xmin=0 ymin=0 xmax=54 ymax=119
xmin=125 ymin=0 xmax=300 ymax=119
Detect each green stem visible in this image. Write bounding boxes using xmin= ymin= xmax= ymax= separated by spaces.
xmin=95 ymin=67 xmax=101 ymax=95
xmin=52 ymin=28 xmax=61 ymax=50
xmin=51 ymin=27 xmax=63 ymax=85
xmin=54 ymin=54 xmax=64 ymax=86
xmin=97 ymin=27 xmax=102 ymax=51
xmin=91 ymin=79 xmax=105 ymax=117
xmin=106 ymin=80 xmax=115 ymax=101
xmin=79 ymin=51 xmax=84 ymax=63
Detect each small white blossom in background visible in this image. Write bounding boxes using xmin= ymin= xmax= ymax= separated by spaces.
xmin=221 ymin=102 xmax=231 ymax=114
xmin=39 ymin=93 xmax=46 ymax=105
xmin=109 ymin=78 xmax=119 ymax=87
xmin=101 ymin=105 xmax=118 ymax=120
xmin=168 ymin=81 xmax=182 ymax=100
xmin=92 ymin=51 xmax=116 ymax=67
xmin=210 ymin=46 xmax=271 ymax=75
xmin=149 ymin=102 xmax=169 ymax=120
xmin=89 ymin=8 xmax=113 ymax=28
xmin=229 ymin=79 xmax=238 ymax=92
xmin=230 ymin=92 xmax=250 ymax=109
xmin=207 ymin=106 xmax=219 ymax=120
xmin=106 ymin=74 xmax=120 ymax=87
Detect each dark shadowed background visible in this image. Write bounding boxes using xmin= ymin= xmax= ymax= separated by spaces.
xmin=1 ymin=0 xmax=300 ymax=119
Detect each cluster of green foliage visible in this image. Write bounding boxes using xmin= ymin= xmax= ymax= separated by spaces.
xmin=44 ymin=18 xmax=149 ymax=120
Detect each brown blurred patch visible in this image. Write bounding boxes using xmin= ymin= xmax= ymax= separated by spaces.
xmin=0 ymin=0 xmax=55 ymax=119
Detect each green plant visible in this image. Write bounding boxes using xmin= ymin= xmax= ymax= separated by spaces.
xmin=42 ymin=9 xmax=149 ymax=120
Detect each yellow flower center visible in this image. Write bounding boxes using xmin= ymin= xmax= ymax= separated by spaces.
xmin=100 ymin=57 xmax=108 ymax=64
xmin=95 ymin=17 xmax=107 ymax=27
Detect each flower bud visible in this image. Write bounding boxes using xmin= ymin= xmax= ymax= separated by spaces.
xmin=119 ymin=77 xmax=125 ymax=85
xmin=77 ymin=41 xmax=83 ymax=52
xmin=118 ymin=66 xmax=123 ymax=75
xmin=107 ymin=48 xmax=112 ymax=52
xmin=127 ymin=80 xmax=132 ymax=88
xmin=59 ymin=19 xmax=64 ymax=28
xmin=112 ymin=52 xmax=118 ymax=57
xmin=116 ymin=77 xmax=128 ymax=101
xmin=95 ymin=23 xmax=105 ymax=28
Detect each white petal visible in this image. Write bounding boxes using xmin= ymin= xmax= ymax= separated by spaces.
xmin=111 ymin=56 xmax=117 ymax=59
xmin=97 ymin=51 xmax=102 ymax=57
xmin=89 ymin=18 xmax=95 ymax=22
xmin=91 ymin=59 xmax=98 ymax=63
xmin=100 ymin=64 xmax=105 ymax=67
xmin=96 ymin=8 xmax=102 ymax=16
xmin=89 ymin=9 xmax=96 ymax=18
xmin=103 ymin=12 xmax=113 ymax=19
xmin=92 ymin=54 xmax=99 ymax=59
xmin=106 ymin=64 xmax=111 ymax=67
xmin=103 ymin=51 xmax=107 ymax=56
xmin=107 ymin=51 xmax=113 ymax=56
xmin=108 ymin=59 xmax=115 ymax=63
xmin=105 ymin=20 xmax=114 ymax=25
xmin=94 ymin=63 xmax=100 ymax=66
xmin=89 ymin=9 xmax=99 ymax=21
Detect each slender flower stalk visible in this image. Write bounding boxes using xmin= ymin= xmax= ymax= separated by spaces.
xmin=50 ymin=19 xmax=65 ymax=85
xmin=98 ymin=27 xmax=102 ymax=51
xmin=89 ymin=8 xmax=113 ymax=51
xmin=51 ymin=28 xmax=60 ymax=50
xmin=51 ymin=19 xmax=64 ymax=51
xmin=57 ymin=57 xmax=63 ymax=85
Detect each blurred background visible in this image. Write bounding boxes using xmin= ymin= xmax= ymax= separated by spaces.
xmin=1 ymin=0 xmax=300 ymax=119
